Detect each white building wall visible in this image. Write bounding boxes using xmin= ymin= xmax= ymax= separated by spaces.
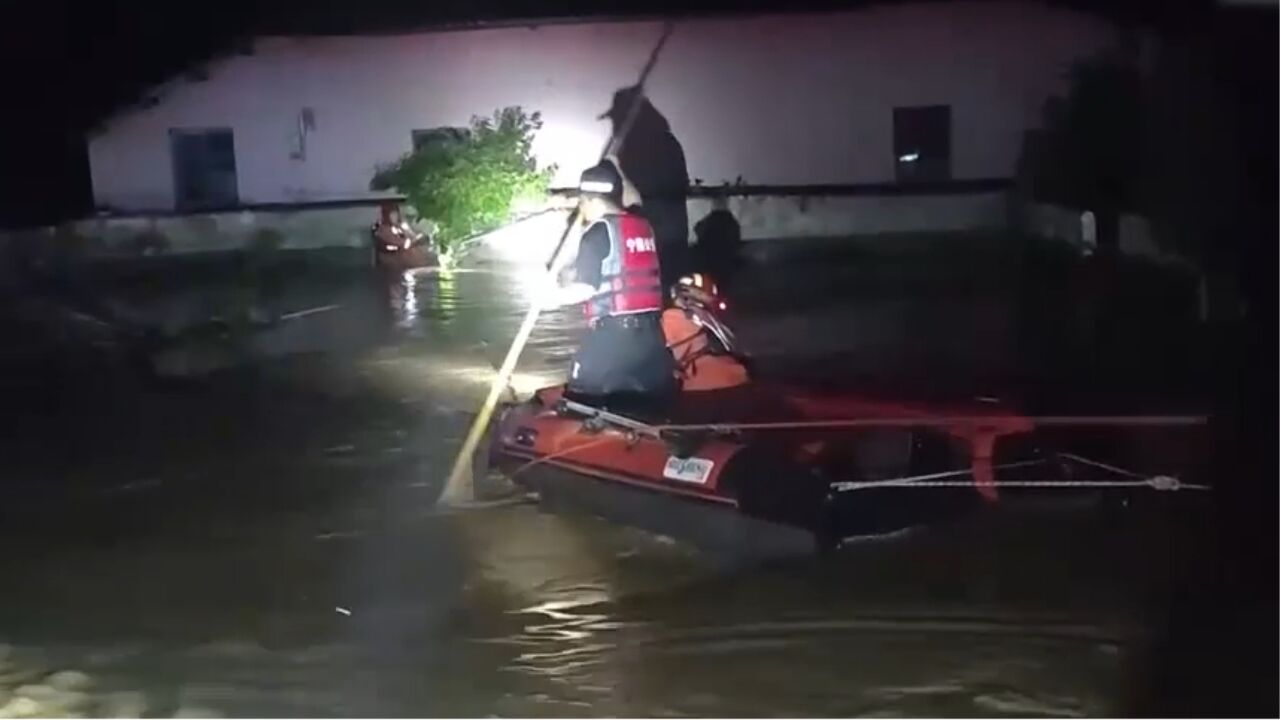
xmin=87 ymin=1 xmax=1116 ymax=212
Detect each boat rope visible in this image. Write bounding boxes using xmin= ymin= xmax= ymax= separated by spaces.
xmin=1057 ymin=451 xmax=1152 ymax=480
xmin=832 ymin=469 xmax=1209 ymax=494
xmin=507 ymin=436 xmax=620 ymax=480
xmin=654 ymin=414 xmax=1208 ymax=434
xmin=513 ymin=403 xmax=1210 ymax=494
xmin=555 ymin=398 xmax=1208 ymax=435
xmin=505 ymin=437 xmax=1209 ymax=494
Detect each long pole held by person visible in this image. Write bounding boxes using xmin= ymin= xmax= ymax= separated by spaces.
xmin=438 ymin=22 xmax=677 ymax=506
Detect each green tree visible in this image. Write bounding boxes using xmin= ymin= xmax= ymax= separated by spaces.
xmin=371 ymin=107 xmax=554 ymax=267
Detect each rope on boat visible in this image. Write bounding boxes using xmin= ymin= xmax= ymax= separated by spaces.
xmin=832 ymin=469 xmax=1209 ymax=494
xmin=507 ymin=442 xmax=1208 ymax=494
xmin=507 ymin=436 xmax=619 ymax=480
xmin=654 ymin=414 xmax=1208 ymax=433
xmin=1057 ymin=451 xmax=1161 ymax=480
xmin=511 ymin=402 xmax=1210 ymax=494
xmin=555 ymin=398 xmax=1208 ymax=435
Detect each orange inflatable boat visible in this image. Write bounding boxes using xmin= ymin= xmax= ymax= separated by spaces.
xmin=488 ymin=276 xmax=1202 ymax=555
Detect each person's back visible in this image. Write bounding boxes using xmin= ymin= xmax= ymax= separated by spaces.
xmin=660 ymin=306 xmax=749 ymax=391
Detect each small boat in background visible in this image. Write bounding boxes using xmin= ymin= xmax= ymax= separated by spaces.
xmin=371 ymin=202 xmax=437 ymax=272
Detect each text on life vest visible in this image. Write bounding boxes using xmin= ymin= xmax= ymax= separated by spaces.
xmin=625 ymin=236 xmax=656 ymax=253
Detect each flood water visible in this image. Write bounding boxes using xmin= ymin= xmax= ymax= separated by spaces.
xmin=0 ymin=244 xmax=1230 ymax=716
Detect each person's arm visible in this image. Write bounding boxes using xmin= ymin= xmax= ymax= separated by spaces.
xmin=548 ymin=280 xmax=595 ymax=308
xmin=545 ymin=223 xmax=607 ymax=308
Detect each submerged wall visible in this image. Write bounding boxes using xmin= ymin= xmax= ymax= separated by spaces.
xmin=1 ymin=200 xmax=391 ymax=271
xmin=3 ymin=187 xmax=1020 ymax=273
xmin=1022 ymin=201 xmax=1179 ymax=262
xmin=687 ymin=190 xmax=1012 ymax=241
xmin=7 ymin=188 xmax=1194 ymax=277
xmin=2 ymin=192 xmax=1181 ymax=277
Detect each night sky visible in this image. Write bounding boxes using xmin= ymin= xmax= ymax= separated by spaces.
xmin=0 ymin=0 xmax=1270 ymax=228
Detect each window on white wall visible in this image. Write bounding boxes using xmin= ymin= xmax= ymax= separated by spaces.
xmin=170 ymin=128 xmax=239 ymax=210
xmin=411 ymin=127 xmax=469 ymax=152
xmin=893 ymin=106 xmax=951 ymax=183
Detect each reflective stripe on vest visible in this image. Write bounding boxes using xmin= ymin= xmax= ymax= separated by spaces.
xmin=585 ymin=213 xmax=663 ymax=320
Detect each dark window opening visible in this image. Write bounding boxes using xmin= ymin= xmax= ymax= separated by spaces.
xmin=170 ymin=128 xmax=239 ymax=210
xmin=411 ymin=127 xmax=469 ymax=152
xmin=893 ymin=105 xmax=951 ymax=183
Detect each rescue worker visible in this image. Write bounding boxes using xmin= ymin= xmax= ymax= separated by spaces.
xmin=661 ymin=276 xmax=750 ymax=391
xmin=547 ymin=160 xmax=678 ymax=412
xmin=372 ymin=205 xmax=415 ymax=251
xmin=598 ymin=86 xmax=691 ymax=291
xmin=371 ymin=203 xmax=437 ymax=270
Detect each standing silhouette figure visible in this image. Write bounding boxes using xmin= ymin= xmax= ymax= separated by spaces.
xmin=599 ymin=86 xmax=690 ymax=290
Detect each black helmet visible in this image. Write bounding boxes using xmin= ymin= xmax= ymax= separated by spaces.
xmin=597 ymin=85 xmax=642 ymax=121
xmin=578 ymin=160 xmax=624 ymax=206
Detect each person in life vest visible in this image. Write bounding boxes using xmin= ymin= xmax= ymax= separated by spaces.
xmin=660 ymin=275 xmax=751 ymax=391
xmin=547 ymin=160 xmax=678 ymax=411
xmin=370 ymin=203 xmax=437 ymax=270
xmin=372 ymin=205 xmax=418 ymax=251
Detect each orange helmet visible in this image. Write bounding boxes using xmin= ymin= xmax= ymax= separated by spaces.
xmin=674 ymin=273 xmax=726 ymax=311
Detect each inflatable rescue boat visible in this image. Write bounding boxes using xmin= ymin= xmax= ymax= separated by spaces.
xmin=488 ymin=275 xmax=1201 ymax=555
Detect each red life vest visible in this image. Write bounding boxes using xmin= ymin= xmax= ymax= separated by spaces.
xmin=584 ymin=212 xmax=664 ymax=321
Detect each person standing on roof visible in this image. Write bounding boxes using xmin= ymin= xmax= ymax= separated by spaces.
xmin=546 ymin=159 xmax=678 ymax=411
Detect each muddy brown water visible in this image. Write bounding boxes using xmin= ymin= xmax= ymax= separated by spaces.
xmin=0 ymin=249 xmax=1220 ymax=716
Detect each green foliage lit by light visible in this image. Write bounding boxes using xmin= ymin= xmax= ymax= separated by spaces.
xmin=371 ymin=107 xmax=554 ymax=265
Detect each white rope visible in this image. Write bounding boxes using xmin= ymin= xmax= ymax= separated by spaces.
xmin=556 ymin=402 xmax=1209 ymax=495
xmin=667 ymin=414 xmax=1207 ymax=433
xmin=829 ymin=460 xmax=1044 ymax=492
xmin=829 ymin=455 xmax=1208 ymax=493
xmin=833 ymin=474 xmax=1207 ymax=493
xmin=1057 ymin=452 xmax=1143 ymax=479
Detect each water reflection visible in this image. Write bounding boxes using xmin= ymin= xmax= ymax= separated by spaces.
xmin=0 ymin=247 xmax=1196 ymax=717
xmin=370 ymin=265 xmax=582 ymax=405
xmin=438 ymin=500 xmax=1138 ymax=717
xmin=429 ymin=268 xmax=458 ymax=326
xmin=398 ymin=270 xmax=419 ymax=330
xmin=385 ymin=268 xmax=440 ymax=334
xmin=447 ymin=506 xmax=694 ymax=716
xmin=360 ymin=257 xmax=1161 ymax=715
xmin=507 ymin=595 xmax=618 ymax=675
xmin=383 ymin=267 xmax=474 ymax=337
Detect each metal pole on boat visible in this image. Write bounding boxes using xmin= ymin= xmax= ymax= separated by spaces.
xmin=438 ymin=21 xmax=677 ymax=506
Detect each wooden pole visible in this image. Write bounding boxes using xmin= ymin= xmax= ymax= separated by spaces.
xmin=438 ymin=22 xmax=676 ymax=506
